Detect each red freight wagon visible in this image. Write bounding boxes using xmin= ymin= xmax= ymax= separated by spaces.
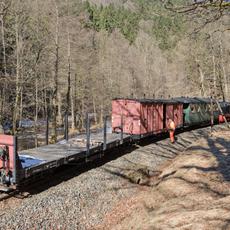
xmin=112 ymin=98 xmax=183 ymax=137
xmin=112 ymin=99 xmax=163 ymax=136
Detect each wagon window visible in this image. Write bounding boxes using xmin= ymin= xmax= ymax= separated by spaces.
xmin=228 ymin=105 xmax=230 ymax=113
xmin=202 ymin=104 xmax=206 ymax=112
xmin=183 ymin=103 xmax=189 ymax=109
xmin=204 ymin=104 xmax=207 ymax=111
xmin=190 ymin=104 xmax=196 ymax=113
xmin=209 ymin=104 xmax=213 ymax=111
xmin=213 ymin=104 xmax=218 ymax=111
xmin=200 ymin=104 xmax=204 ymax=112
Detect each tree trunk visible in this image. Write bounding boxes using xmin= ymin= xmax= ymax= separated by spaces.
xmin=71 ymin=74 xmax=77 ymax=130
xmin=19 ymin=88 xmax=23 ymax=128
xmin=34 ymin=77 xmax=38 ymax=147
xmin=219 ymin=37 xmax=228 ymax=101
xmin=196 ymin=59 xmax=205 ymax=97
xmin=13 ymin=15 xmax=20 ymax=134
xmin=51 ymin=1 xmax=59 ymax=143
xmin=0 ymin=16 xmax=7 ymax=117
xmin=66 ymin=0 xmax=71 ymax=116
xmin=92 ymin=96 xmax=97 ymax=125
xmin=210 ymin=34 xmax=216 ymax=97
xmin=100 ymin=104 xmax=103 ymax=126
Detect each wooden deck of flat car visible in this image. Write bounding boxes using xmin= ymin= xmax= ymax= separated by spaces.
xmin=19 ymin=132 xmax=131 ymax=179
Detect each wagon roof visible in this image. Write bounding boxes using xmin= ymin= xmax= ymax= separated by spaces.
xmin=217 ymin=102 xmax=230 ymax=109
xmin=153 ymin=99 xmax=180 ymax=104
xmin=113 ymin=98 xmax=180 ymax=104
xmin=113 ymin=98 xmax=159 ymax=103
xmin=219 ymin=101 xmax=230 ymax=105
xmin=193 ymin=97 xmax=212 ymax=103
xmin=173 ymin=97 xmax=204 ymax=104
xmin=193 ymin=97 xmax=227 ymax=104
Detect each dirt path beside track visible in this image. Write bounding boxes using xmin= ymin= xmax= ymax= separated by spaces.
xmin=97 ymin=130 xmax=230 ymax=230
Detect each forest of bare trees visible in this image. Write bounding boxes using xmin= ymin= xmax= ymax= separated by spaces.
xmin=0 ymin=0 xmax=229 ymax=140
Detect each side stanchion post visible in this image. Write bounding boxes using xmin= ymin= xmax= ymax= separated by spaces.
xmin=86 ymin=113 xmax=90 ymax=161
xmin=64 ymin=113 xmax=69 ymax=141
xmin=103 ymin=115 xmax=107 ymax=152
xmin=210 ymin=96 xmax=214 ymax=134
xmin=46 ymin=115 xmax=49 ymax=145
xmin=120 ymin=114 xmax=123 ymax=144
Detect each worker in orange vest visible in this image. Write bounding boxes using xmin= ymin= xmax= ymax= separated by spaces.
xmin=218 ymin=114 xmax=225 ymax=123
xmin=168 ymin=118 xmax=176 ymax=143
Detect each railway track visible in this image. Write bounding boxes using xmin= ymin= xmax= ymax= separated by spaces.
xmin=0 ymin=124 xmax=228 ymax=200
xmin=2 ymin=97 xmax=230 ymax=193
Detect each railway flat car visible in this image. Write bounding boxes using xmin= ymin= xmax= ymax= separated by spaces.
xmin=0 ymin=131 xmax=131 ymax=189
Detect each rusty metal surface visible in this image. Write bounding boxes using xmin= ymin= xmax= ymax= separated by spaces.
xmin=112 ymin=98 xmax=183 ymax=136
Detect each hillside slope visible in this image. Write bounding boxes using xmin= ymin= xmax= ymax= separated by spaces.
xmin=97 ymin=130 xmax=230 ymax=229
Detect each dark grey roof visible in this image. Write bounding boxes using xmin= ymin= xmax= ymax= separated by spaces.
xmin=173 ymin=97 xmax=201 ymax=104
xmin=114 ymin=97 xmax=230 ymax=105
xmin=113 ymin=98 xmax=161 ymax=103
xmin=154 ymin=99 xmax=180 ymax=104
xmin=193 ymin=97 xmax=212 ymax=103
xmin=196 ymin=97 xmax=230 ymax=105
xmin=219 ymin=101 xmax=230 ymax=106
xmin=113 ymin=98 xmax=180 ymax=104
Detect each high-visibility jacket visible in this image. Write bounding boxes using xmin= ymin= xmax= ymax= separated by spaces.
xmin=169 ymin=120 xmax=176 ymax=131
xmin=219 ymin=115 xmax=225 ymax=123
